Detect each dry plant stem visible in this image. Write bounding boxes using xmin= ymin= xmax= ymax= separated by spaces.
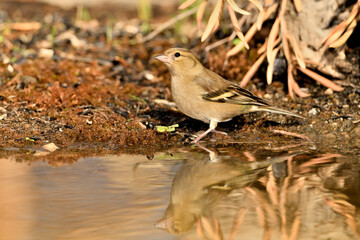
xmin=196 ymin=219 xmax=207 ymax=239
xmin=178 ymin=0 xmax=197 ymax=9
xmin=272 ymin=129 xmax=312 ymax=142
xmin=329 ymin=18 xmax=358 ymax=48
xmin=205 ymin=32 xmax=236 ymax=52
xmin=226 ymin=0 xmax=250 ymax=15
xmin=287 ymin=64 xmax=295 ymax=98
xmin=299 ymin=154 xmax=341 ymax=168
xmin=286 ymin=33 xmax=306 ymax=69
xmin=227 ymin=4 xmax=249 ymax=49
xmin=266 ymin=45 xmax=281 ymax=84
xmin=288 ymin=64 xmax=310 ymax=98
xmin=297 ymin=67 xmax=344 ymax=91
xmin=323 ymin=1 xmax=359 ymax=47
xmin=140 ymin=7 xmax=197 ymax=43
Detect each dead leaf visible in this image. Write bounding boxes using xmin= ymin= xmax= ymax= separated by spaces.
xmin=42 ymin=142 xmax=59 ymax=152
xmin=178 ymin=0 xmax=197 ymax=9
xmin=287 ymin=33 xmax=306 ymax=69
xmin=201 ymin=0 xmax=224 ymax=42
xmin=197 ymin=0 xmax=208 ymax=29
xmin=293 ymin=0 xmax=302 ymax=12
xmin=248 ymin=0 xmax=263 ymax=11
xmin=226 ymin=0 xmax=250 ymax=15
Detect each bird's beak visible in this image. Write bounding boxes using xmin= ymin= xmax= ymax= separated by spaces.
xmin=154 ymin=54 xmax=171 ymax=63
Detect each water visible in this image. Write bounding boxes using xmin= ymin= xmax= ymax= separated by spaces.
xmin=1 ymin=147 xmax=359 ymax=240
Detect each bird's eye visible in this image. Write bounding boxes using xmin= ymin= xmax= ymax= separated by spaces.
xmin=174 ymin=52 xmax=181 ymax=58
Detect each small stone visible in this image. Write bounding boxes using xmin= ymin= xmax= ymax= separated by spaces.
xmin=342 ymin=105 xmax=349 ymax=108
xmin=144 ymin=71 xmax=154 ymax=81
xmin=7 ymin=65 xmax=14 ymax=73
xmin=38 ymin=48 xmax=54 ymax=58
xmin=324 ymin=88 xmax=333 ymax=95
xmin=308 ymin=108 xmax=318 ymax=115
xmin=264 ymin=94 xmax=272 ymax=99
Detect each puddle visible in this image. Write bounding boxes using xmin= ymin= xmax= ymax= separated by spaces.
xmin=1 ymin=146 xmax=359 ymax=240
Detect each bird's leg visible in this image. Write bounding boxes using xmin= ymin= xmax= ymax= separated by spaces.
xmin=193 ymin=120 xmax=227 ymax=143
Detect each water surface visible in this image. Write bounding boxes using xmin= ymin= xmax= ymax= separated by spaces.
xmin=1 ymin=147 xmax=359 ymax=240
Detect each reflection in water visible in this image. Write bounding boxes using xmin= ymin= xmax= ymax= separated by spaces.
xmin=0 ymin=147 xmax=359 ymax=240
xmin=156 ymin=147 xmax=360 ymax=240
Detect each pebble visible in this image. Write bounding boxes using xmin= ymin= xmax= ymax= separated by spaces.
xmin=38 ymin=48 xmax=54 ymax=58
xmin=144 ymin=71 xmax=154 ymax=81
xmin=308 ymin=108 xmax=318 ymax=115
xmin=324 ymin=88 xmax=333 ymax=95
xmin=324 ymin=133 xmax=336 ymax=140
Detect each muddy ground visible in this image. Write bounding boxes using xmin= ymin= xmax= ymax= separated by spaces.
xmin=0 ymin=1 xmax=360 ymax=159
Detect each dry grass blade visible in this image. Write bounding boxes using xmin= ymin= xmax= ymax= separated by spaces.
xmin=226 ymin=0 xmax=250 ymax=15
xmin=258 ymin=37 xmax=280 ymax=54
xmin=266 ymin=17 xmax=280 ymax=64
xmin=265 ymin=0 xmax=275 ymax=5
xmin=249 ymin=0 xmax=264 ymax=11
xmin=289 ymin=211 xmax=301 ymax=240
xmin=324 ymin=2 xmax=359 ymax=46
xmin=272 ymin=129 xmax=311 ymax=141
xmin=201 ymin=0 xmax=224 ymax=42
xmin=196 ymin=219 xmax=207 ymax=240
xmin=300 ymin=154 xmax=341 ymax=168
xmin=226 ymin=2 xmax=278 ymax=58
xmin=228 ymin=5 xmax=249 ymax=49
xmin=280 ymin=0 xmax=287 ymax=15
xmin=329 ymin=19 xmax=357 ymax=48
xmin=178 ymin=0 xmax=198 ymax=9
xmin=287 ymin=33 xmax=306 ymax=69
xmin=266 ymin=45 xmax=280 ymax=85
xmin=197 ymin=0 xmax=208 ymax=29
xmin=200 ymin=216 xmax=223 ymax=240
xmin=229 ymin=208 xmax=247 ymax=240
xmin=293 ymin=0 xmax=302 ymax=12
xmin=141 ymin=7 xmax=197 ymax=42
xmin=298 ymin=67 xmax=344 ymax=91
xmin=256 ymin=10 xmax=265 ymax=30
xmin=240 ymin=53 xmax=266 ymax=87
xmin=226 ymin=21 xmax=255 ymax=57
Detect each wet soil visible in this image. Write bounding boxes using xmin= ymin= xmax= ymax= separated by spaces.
xmin=0 ymin=1 xmax=360 ymax=156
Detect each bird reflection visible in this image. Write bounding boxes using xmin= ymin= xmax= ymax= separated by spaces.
xmin=155 ymin=144 xmax=302 ymax=235
xmin=155 ymin=146 xmax=360 ymax=240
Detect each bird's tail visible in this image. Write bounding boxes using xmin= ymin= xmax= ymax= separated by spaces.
xmin=252 ymin=106 xmax=305 ymax=119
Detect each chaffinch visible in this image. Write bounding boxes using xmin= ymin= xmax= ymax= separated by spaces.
xmin=155 ymin=48 xmax=303 ymax=143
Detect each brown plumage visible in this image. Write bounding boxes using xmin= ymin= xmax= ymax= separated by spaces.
xmin=155 ymin=48 xmax=304 ymax=143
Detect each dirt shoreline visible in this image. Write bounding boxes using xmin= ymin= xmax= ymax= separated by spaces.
xmin=0 ymin=2 xmax=359 ymax=155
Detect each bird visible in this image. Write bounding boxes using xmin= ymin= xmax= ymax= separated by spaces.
xmin=154 ymin=48 xmax=304 ymax=143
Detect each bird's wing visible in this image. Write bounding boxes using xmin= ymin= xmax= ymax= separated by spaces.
xmin=193 ymin=70 xmax=270 ymax=106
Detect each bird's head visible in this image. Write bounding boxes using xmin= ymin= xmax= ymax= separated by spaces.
xmin=154 ymin=48 xmax=202 ymax=76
